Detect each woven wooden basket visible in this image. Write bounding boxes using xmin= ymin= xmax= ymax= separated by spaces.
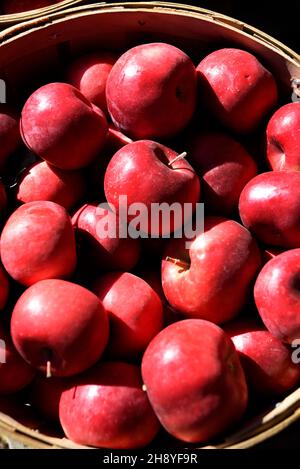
xmin=0 ymin=0 xmax=85 ymax=28
xmin=0 ymin=1 xmax=299 ymax=449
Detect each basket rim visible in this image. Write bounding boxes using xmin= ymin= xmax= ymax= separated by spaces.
xmin=0 ymin=0 xmax=299 ymax=449
xmin=0 ymin=0 xmax=85 ymax=23
xmin=0 ymin=1 xmax=299 ymax=68
xmin=0 ymin=387 xmax=299 ymax=449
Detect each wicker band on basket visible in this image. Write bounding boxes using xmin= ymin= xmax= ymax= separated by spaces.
xmin=0 ymin=0 xmax=85 ymax=29
xmin=0 ymin=387 xmax=300 ymax=449
xmin=0 ymin=1 xmax=299 ymax=449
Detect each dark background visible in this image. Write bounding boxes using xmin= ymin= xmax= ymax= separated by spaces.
xmin=164 ymin=0 xmax=300 ymax=52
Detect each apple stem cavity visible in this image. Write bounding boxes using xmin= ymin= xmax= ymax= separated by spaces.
xmin=46 ymin=360 xmax=52 ymax=379
xmin=168 ymin=152 xmax=187 ymax=167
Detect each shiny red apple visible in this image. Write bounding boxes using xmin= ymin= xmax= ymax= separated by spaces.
xmin=11 ymin=279 xmax=109 ymax=376
xmin=16 ymin=160 xmax=86 ymax=210
xmin=93 ymin=272 xmax=163 ymax=358
xmin=1 ymin=201 xmax=77 ymax=286
xmin=254 ymin=249 xmax=300 ymax=344
xmin=59 ymin=361 xmax=160 ymax=448
xmin=266 ymin=102 xmax=300 ymax=170
xmin=224 ymin=317 xmax=300 ymax=396
xmin=106 ymin=42 xmax=197 ymax=139
xmin=239 ymin=171 xmax=300 ymax=248
xmin=162 ymin=217 xmax=261 ymax=324
xmin=104 ymin=140 xmax=200 ymax=236
xmin=197 ymin=48 xmax=277 ymax=134
xmin=142 ymin=319 xmax=248 ymax=443
xmin=21 ymin=83 xmax=108 ymax=169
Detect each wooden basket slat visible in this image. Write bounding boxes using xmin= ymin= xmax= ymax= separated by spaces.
xmin=0 ymin=0 xmax=85 ymax=27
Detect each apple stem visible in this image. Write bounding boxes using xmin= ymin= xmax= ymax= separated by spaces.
xmin=46 ymin=360 xmax=52 ymax=379
xmin=168 ymin=151 xmax=187 ymax=166
xmin=165 ymin=256 xmax=190 ymax=269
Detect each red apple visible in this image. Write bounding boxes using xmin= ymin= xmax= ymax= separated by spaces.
xmin=66 ymin=52 xmax=118 ymax=115
xmin=104 ymin=140 xmax=200 ymax=236
xmin=59 ymin=361 xmax=160 ymax=448
xmin=254 ymin=249 xmax=300 ymax=344
xmin=142 ymin=319 xmax=248 ymax=443
xmin=21 ymin=83 xmax=108 ymax=169
xmin=93 ymin=272 xmax=163 ymax=358
xmin=106 ymin=42 xmax=197 ymax=140
xmin=72 ymin=203 xmax=141 ymax=272
xmin=188 ymin=131 xmax=257 ymax=214
xmin=224 ymin=317 xmax=300 ymax=396
xmin=16 ymin=160 xmax=86 ymax=211
xmin=0 ymin=105 xmax=21 ymax=170
xmin=162 ymin=217 xmax=261 ymax=324
xmin=0 ymin=264 xmax=9 ymax=311
xmin=11 ymin=279 xmax=109 ymax=376
xmin=30 ymin=375 xmax=72 ymax=421
xmin=1 ymin=201 xmax=77 ymax=286
xmin=197 ymin=48 xmax=277 ymax=134
xmin=266 ymin=102 xmax=300 ymax=170
xmin=239 ymin=171 xmax=300 ymax=248
xmin=0 ymin=324 xmax=35 ymax=394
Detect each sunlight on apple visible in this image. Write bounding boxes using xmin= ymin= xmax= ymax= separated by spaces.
xmin=124 ymin=63 xmax=140 ymax=78
xmin=27 ymin=296 xmax=43 ymax=314
xmin=162 ymin=346 xmax=179 ymax=364
xmin=86 ymin=385 xmax=100 ymax=399
xmin=249 ymin=185 xmax=279 ymax=201
xmin=268 ymin=266 xmax=282 ymax=288
xmin=37 ymin=94 xmax=50 ymax=112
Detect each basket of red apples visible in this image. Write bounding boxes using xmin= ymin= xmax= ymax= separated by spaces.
xmin=0 ymin=1 xmax=300 ymax=450
xmin=0 ymin=0 xmax=84 ymax=28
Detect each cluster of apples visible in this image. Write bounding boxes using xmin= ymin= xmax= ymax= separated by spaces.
xmin=0 ymin=40 xmax=300 ymax=449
